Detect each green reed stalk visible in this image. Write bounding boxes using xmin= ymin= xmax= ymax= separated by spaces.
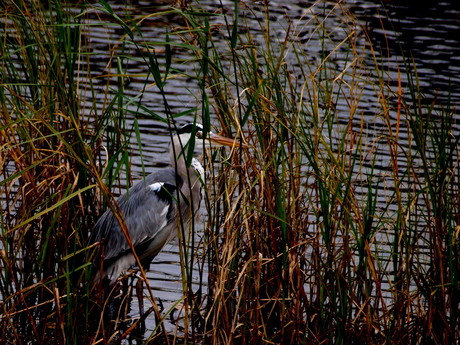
xmin=408 ymin=103 xmax=460 ymax=343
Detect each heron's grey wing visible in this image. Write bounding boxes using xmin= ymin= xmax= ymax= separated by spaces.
xmin=89 ymin=168 xmax=183 ymax=265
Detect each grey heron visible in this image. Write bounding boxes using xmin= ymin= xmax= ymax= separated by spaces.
xmin=89 ymin=123 xmax=245 ymax=284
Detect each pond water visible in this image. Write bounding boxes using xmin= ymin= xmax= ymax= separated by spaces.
xmin=2 ymin=0 xmax=460 ymax=341
xmin=354 ymin=0 xmax=460 ymax=106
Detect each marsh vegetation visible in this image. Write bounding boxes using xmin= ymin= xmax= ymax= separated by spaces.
xmin=1 ymin=0 xmax=459 ymax=344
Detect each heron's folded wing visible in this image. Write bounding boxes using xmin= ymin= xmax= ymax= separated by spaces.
xmin=89 ymin=174 xmax=181 ymax=264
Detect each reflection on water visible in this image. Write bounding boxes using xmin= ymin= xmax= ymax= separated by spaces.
xmin=351 ymin=0 xmax=460 ymax=108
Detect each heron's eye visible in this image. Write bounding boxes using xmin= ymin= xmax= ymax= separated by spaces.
xmin=196 ymin=130 xmax=203 ymax=138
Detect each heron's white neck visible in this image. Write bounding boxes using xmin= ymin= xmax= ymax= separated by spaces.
xmin=170 ymin=133 xmax=204 ymax=185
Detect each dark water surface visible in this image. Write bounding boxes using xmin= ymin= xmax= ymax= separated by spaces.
xmin=352 ymin=0 xmax=460 ymax=108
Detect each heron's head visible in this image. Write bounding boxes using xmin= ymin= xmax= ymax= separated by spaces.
xmin=175 ymin=123 xmax=248 ymax=151
xmin=171 ymin=123 xmax=247 ymax=179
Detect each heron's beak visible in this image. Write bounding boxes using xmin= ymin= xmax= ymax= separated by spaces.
xmin=208 ymin=132 xmax=249 ymax=149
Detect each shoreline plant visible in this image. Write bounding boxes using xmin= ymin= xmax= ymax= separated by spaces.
xmin=1 ymin=0 xmax=459 ymax=344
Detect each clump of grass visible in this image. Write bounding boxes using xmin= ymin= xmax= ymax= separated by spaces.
xmin=1 ymin=0 xmax=212 ymax=343
xmin=0 ymin=0 xmax=138 ymax=343
xmin=177 ymin=1 xmax=460 ymax=344
xmin=1 ymin=0 xmax=459 ymax=344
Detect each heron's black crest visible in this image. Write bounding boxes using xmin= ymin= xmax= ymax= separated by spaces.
xmin=177 ymin=123 xmax=204 ymax=134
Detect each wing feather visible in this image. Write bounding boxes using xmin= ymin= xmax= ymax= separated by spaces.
xmin=89 ymin=168 xmax=184 ymax=278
